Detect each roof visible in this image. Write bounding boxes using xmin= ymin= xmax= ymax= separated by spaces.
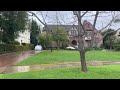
xmin=43 ymin=20 xmax=98 ymax=32
xmin=43 ymin=25 xmax=78 ymax=31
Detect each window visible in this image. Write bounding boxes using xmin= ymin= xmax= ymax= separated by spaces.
xmin=71 ymin=30 xmax=77 ymax=36
xmin=85 ymin=31 xmax=92 ymax=36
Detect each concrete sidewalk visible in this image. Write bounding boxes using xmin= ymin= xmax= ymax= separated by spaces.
xmin=1 ymin=61 xmax=120 ymax=74
xmin=0 ymin=50 xmax=41 ymax=67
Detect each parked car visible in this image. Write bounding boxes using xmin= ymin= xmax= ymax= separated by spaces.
xmin=66 ymin=46 xmax=76 ymax=50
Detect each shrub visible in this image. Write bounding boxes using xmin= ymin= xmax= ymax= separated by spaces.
xmin=113 ymin=39 xmax=120 ymax=50
xmin=0 ymin=44 xmax=16 ymax=54
xmin=0 ymin=44 xmax=34 ymax=54
xmin=22 ymin=43 xmax=26 ymax=46
xmin=114 ymin=44 xmax=120 ymax=50
xmin=92 ymin=46 xmax=103 ymax=50
xmin=8 ymin=41 xmax=20 ymax=45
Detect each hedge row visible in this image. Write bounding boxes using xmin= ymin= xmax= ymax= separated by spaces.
xmin=0 ymin=44 xmax=34 ymax=54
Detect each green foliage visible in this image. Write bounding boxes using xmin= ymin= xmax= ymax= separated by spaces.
xmin=0 ymin=11 xmax=28 ymax=43
xmin=8 ymin=41 xmax=20 ymax=45
xmin=15 ymin=44 xmax=34 ymax=51
xmin=101 ymin=29 xmax=116 ymax=49
xmin=30 ymin=20 xmax=40 ymax=47
xmin=0 ymin=44 xmax=16 ymax=54
xmin=38 ymin=32 xmax=52 ymax=49
xmin=92 ymin=46 xmax=103 ymax=50
xmin=51 ymin=27 xmax=68 ymax=50
xmin=113 ymin=39 xmax=120 ymax=50
xmin=0 ymin=44 xmax=33 ymax=54
xmin=22 ymin=43 xmax=27 ymax=46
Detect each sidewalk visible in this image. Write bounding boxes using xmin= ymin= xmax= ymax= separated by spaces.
xmin=1 ymin=61 xmax=120 ymax=74
xmin=0 ymin=50 xmax=40 ymax=67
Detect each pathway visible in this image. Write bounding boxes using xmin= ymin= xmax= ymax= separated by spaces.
xmin=0 ymin=50 xmax=40 ymax=66
xmin=1 ymin=61 xmax=120 ymax=74
xmin=0 ymin=50 xmax=41 ymax=73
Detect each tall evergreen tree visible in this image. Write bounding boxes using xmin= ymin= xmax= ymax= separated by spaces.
xmin=30 ymin=20 xmax=40 ymax=46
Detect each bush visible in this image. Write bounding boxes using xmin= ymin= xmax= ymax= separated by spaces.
xmin=113 ymin=39 xmax=120 ymax=50
xmin=8 ymin=41 xmax=20 ymax=45
xmin=114 ymin=44 xmax=120 ymax=50
xmin=22 ymin=43 xmax=26 ymax=46
xmin=0 ymin=44 xmax=16 ymax=54
xmin=92 ymin=47 xmax=103 ymax=50
xmin=100 ymin=44 xmax=104 ymax=49
xmin=0 ymin=44 xmax=34 ymax=54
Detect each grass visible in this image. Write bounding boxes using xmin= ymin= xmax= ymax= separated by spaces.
xmin=17 ymin=50 xmax=120 ymax=66
xmin=1 ymin=65 xmax=120 ymax=79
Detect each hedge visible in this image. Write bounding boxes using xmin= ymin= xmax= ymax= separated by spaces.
xmin=114 ymin=44 xmax=120 ymax=50
xmin=0 ymin=44 xmax=34 ymax=54
xmin=113 ymin=39 xmax=120 ymax=50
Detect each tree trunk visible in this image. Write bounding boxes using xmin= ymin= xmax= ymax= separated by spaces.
xmin=79 ymin=50 xmax=87 ymax=72
xmin=110 ymin=46 xmax=112 ymax=50
xmin=110 ymin=40 xmax=112 ymax=50
xmin=57 ymin=41 xmax=59 ymax=51
xmin=77 ymin=11 xmax=88 ymax=72
xmin=50 ymin=44 xmax=52 ymax=52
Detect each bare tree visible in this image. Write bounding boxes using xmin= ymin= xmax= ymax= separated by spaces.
xmin=28 ymin=11 xmax=120 ymax=72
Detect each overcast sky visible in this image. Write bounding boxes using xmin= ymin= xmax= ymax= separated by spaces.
xmin=30 ymin=11 xmax=120 ymax=31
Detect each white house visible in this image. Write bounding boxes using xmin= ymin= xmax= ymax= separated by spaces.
xmin=15 ymin=29 xmax=30 ymax=45
xmin=115 ymin=30 xmax=120 ymax=40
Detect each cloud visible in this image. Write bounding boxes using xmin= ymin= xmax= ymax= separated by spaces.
xmin=31 ymin=11 xmax=120 ymax=30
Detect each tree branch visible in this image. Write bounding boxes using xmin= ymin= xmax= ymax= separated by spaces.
xmin=89 ymin=11 xmax=99 ymax=48
xmin=99 ymin=18 xmax=114 ymax=31
xmin=94 ymin=27 xmax=120 ymax=47
xmin=99 ymin=11 xmax=120 ymax=31
xmin=28 ymin=11 xmax=46 ymax=26
xmin=81 ymin=11 xmax=88 ymax=18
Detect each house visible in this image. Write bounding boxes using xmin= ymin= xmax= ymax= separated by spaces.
xmin=15 ymin=20 xmax=31 ymax=45
xmin=43 ymin=20 xmax=103 ymax=48
xmin=115 ymin=30 xmax=120 ymax=40
xmin=15 ymin=28 xmax=30 ymax=45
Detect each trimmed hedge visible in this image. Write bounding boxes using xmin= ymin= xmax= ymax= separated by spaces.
xmin=0 ymin=44 xmax=34 ymax=54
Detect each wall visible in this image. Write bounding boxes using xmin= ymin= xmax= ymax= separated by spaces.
xmin=115 ymin=30 xmax=120 ymax=40
xmin=15 ymin=29 xmax=30 ymax=45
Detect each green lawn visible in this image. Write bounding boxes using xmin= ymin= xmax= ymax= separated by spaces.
xmin=17 ymin=50 xmax=120 ymax=66
xmin=1 ymin=65 xmax=120 ymax=79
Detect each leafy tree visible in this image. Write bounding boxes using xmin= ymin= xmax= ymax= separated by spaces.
xmin=0 ymin=11 xmax=28 ymax=43
xmin=37 ymin=32 xmax=52 ymax=49
xmin=51 ymin=27 xmax=68 ymax=50
xmin=101 ymin=29 xmax=116 ymax=49
xmin=114 ymin=39 xmax=120 ymax=50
